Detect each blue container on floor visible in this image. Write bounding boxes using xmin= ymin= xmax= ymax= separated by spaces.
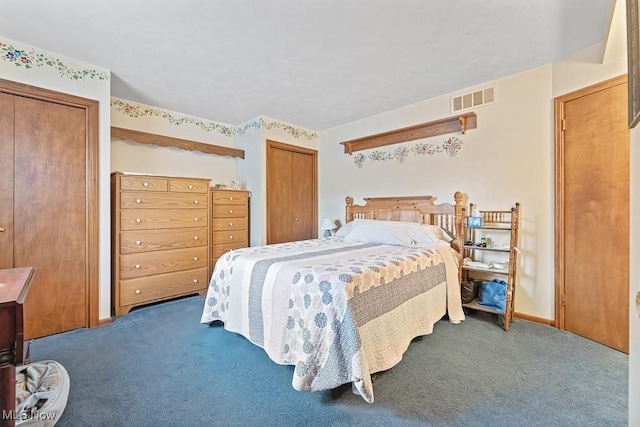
xmin=477 ymin=279 xmax=507 ymax=313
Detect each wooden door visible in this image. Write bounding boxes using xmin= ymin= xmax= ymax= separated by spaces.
xmin=290 ymin=150 xmax=315 ymax=241
xmin=266 ymin=140 xmax=317 ymax=244
xmin=267 ymin=145 xmax=294 ymax=244
xmin=0 ymin=78 xmax=100 ymax=339
xmin=0 ymin=93 xmax=14 ymax=269
xmin=15 ymin=97 xmax=89 ymax=338
xmin=555 ymin=75 xmax=629 ymax=352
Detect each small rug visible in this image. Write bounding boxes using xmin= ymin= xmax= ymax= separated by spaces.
xmin=15 ymin=360 xmax=69 ymax=426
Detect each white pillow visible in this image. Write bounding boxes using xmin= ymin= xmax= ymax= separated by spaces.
xmin=421 ymin=224 xmax=454 ymax=243
xmin=334 ymin=221 xmax=356 ymax=237
xmin=336 ymin=218 xmax=416 ymax=238
xmin=410 ymin=226 xmax=442 ymax=245
xmin=344 ymin=220 xmax=424 ymax=246
xmin=354 ymin=218 xmax=421 ymax=228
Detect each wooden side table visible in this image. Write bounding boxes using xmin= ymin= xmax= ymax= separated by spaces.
xmin=0 ymin=267 xmax=35 ymax=427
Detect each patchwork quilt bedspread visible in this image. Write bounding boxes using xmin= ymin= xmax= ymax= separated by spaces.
xmin=200 ymin=237 xmax=464 ymax=402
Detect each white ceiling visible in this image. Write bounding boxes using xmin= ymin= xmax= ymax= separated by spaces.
xmin=0 ymin=0 xmax=614 ymax=130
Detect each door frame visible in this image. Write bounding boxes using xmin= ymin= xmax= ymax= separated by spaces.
xmin=266 ymin=139 xmax=318 ymax=244
xmin=0 ymin=78 xmax=100 ymax=329
xmin=553 ymin=74 xmax=627 ymax=329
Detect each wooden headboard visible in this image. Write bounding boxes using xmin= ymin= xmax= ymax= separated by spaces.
xmin=344 ymin=192 xmax=465 ymax=241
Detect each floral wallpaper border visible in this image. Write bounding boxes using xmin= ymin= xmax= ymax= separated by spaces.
xmin=236 ymin=117 xmax=318 ymax=141
xmin=112 ymin=99 xmax=318 ymax=141
xmin=111 ymin=98 xmax=236 ymax=137
xmin=0 ymin=40 xmax=109 ymax=81
xmin=353 ymin=136 xmax=463 ymax=168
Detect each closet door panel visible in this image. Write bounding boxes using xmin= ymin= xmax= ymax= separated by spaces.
xmin=14 ymin=97 xmax=87 ymax=338
xmin=267 ymin=147 xmax=292 ymax=244
xmin=0 ymin=93 xmax=14 ymax=269
xmin=291 ymin=151 xmax=315 ymax=241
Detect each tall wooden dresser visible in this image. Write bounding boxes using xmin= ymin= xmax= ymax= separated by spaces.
xmin=210 ymin=189 xmax=250 ymax=277
xmin=111 ymin=173 xmax=210 ymax=316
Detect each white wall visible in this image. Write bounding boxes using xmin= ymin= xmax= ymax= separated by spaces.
xmin=630 ymin=125 xmax=639 ymax=427
xmin=110 ymin=97 xmax=237 ymax=184
xmin=319 ymin=65 xmax=555 ymax=320
xmin=623 ymin=0 xmax=639 ymax=413
xmin=552 ymin=42 xmax=627 ymax=96
xmin=0 ymin=36 xmax=113 ymax=321
xmin=236 ymin=120 xmax=264 ymax=246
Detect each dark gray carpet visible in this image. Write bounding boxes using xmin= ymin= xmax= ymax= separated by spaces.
xmin=29 ymin=296 xmax=627 ymax=427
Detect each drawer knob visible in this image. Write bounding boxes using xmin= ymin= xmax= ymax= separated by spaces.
xmin=228 ymin=222 xmax=233 ymax=227
xmin=0 ymin=227 xmax=5 ymax=232
xmin=135 ymin=218 xmax=141 ymax=223
xmin=188 ymin=185 xmax=193 ymax=189
xmin=135 ymin=264 xmax=141 ymax=269
xmin=193 ymin=257 xmax=198 ymax=261
xmin=194 ymin=200 xmax=199 ymax=204
xmin=294 ymin=217 xmax=298 ymax=221
xmin=136 ymin=198 xmax=141 ymax=203
xmin=193 ymin=217 xmax=199 ymax=221
xmin=193 ymin=279 xmax=198 ymax=283
xmin=143 ymin=182 xmax=149 ymax=187
xmin=229 ymin=196 xmax=233 ymax=200
xmin=135 ymin=240 xmax=141 ymax=245
xmin=229 ymin=209 xmax=233 ymax=214
xmin=135 ymin=289 xmax=141 ymax=294
xmin=193 ymin=236 xmax=198 ymax=240
xmin=229 ymin=235 xmax=233 ymax=240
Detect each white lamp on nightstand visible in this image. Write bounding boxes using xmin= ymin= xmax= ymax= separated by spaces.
xmin=320 ymin=217 xmax=337 ymax=237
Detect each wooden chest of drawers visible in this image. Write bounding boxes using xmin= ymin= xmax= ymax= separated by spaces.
xmin=210 ymin=189 xmax=250 ymax=277
xmin=111 ymin=173 xmax=210 ymax=316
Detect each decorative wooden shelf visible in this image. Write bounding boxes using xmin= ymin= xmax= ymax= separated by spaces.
xmin=111 ymin=127 xmax=245 ymax=159
xmin=340 ymin=112 xmax=477 ymax=155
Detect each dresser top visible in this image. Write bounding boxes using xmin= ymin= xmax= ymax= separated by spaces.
xmin=112 ymin=171 xmax=211 ymax=181
xmin=0 ymin=267 xmax=35 ymax=306
xmin=210 ymin=188 xmax=249 ymax=192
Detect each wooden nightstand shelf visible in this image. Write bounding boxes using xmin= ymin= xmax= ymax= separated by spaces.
xmin=460 ymin=203 xmax=521 ymax=331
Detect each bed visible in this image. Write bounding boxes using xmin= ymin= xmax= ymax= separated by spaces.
xmin=201 ymin=193 xmax=466 ymax=402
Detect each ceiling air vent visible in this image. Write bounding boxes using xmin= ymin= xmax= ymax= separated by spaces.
xmin=451 ymin=87 xmax=496 ymax=113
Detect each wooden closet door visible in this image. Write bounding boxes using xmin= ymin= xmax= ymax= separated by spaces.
xmin=14 ymin=97 xmax=88 ymax=338
xmin=555 ymin=76 xmax=629 ymax=352
xmin=266 ymin=140 xmax=317 ymax=244
xmin=0 ymin=93 xmax=14 ymax=269
xmin=267 ymin=146 xmax=293 ymax=244
xmin=290 ymin=151 xmax=315 ymax=241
